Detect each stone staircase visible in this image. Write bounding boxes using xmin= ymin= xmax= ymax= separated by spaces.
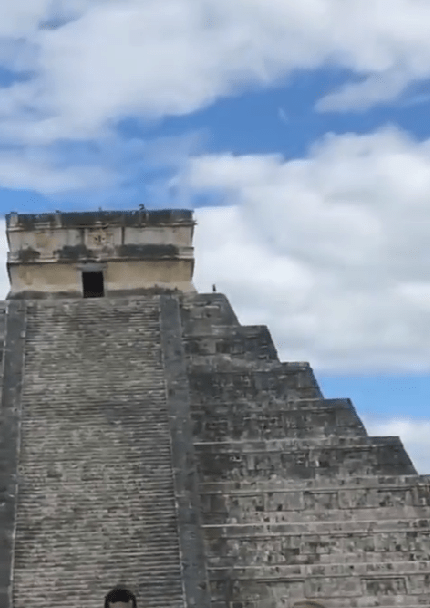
xmin=1 ymin=290 xmax=430 ymax=608
xmin=179 ymin=292 xmax=430 ymax=608
xmin=11 ymin=297 xmax=184 ymax=608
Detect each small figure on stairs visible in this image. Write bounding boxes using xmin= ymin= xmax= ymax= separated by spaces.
xmin=105 ymin=587 xmax=137 ymax=608
xmin=212 ymin=284 xmax=216 ymax=292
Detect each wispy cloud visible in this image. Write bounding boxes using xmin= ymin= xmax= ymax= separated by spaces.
xmin=0 ymin=0 xmax=430 ymax=145
xmin=277 ymin=107 xmax=288 ymax=124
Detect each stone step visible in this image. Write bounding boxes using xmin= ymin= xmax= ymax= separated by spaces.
xmin=202 ymin=516 xmax=430 ymax=534
xmin=179 ymin=292 xmax=240 ymax=331
xmin=203 ymin=528 xmax=430 ymax=563
xmin=191 ymin=397 xmax=367 ymax=440
xmin=207 ymin=568 xmax=430 ymax=608
xmin=193 ymin=434 xmax=416 ymax=479
xmin=199 ymin=473 xmax=430 ymax=492
xmin=13 ymin=482 xmax=175 ymax=494
xmin=199 ymin=482 xmax=430 ymax=512
xmin=188 ymin=357 xmax=286 ymax=372
xmin=188 ymin=365 xmax=324 ymax=404
xmin=201 ymin=505 xmax=430 ymax=526
xmin=25 ymin=294 xmax=160 ymax=305
xmin=209 ymin=600 xmax=429 ymax=608
xmin=183 ymin=325 xmax=279 ymax=363
xmin=194 ymin=435 xmax=405 ymax=450
xmin=208 ymin=560 xmax=430 ymax=577
xmin=192 ymin=396 xmax=356 ymax=412
xmin=20 ymin=382 xmax=165 ymax=390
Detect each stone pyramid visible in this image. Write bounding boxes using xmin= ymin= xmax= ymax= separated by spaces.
xmin=1 ymin=209 xmax=429 ymax=608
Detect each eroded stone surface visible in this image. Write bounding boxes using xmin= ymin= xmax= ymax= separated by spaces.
xmin=5 ymin=210 xmax=196 ymax=298
xmin=0 ymin=289 xmax=429 ymax=608
xmin=179 ymin=291 xmax=430 ymax=608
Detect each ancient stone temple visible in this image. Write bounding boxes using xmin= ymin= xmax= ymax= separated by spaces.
xmin=1 ymin=208 xmax=430 ymax=608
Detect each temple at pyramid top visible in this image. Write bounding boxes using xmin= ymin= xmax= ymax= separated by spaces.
xmin=5 ymin=208 xmax=197 ymax=299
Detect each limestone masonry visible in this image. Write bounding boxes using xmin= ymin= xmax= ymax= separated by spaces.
xmin=0 ymin=208 xmax=429 ymax=608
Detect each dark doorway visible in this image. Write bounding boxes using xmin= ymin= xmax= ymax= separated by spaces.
xmin=82 ymin=271 xmax=105 ymax=298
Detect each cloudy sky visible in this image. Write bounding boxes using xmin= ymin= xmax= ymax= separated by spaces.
xmin=0 ymin=0 xmax=429 ymax=473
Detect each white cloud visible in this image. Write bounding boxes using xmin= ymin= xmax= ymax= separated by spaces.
xmin=314 ymin=69 xmax=412 ymax=113
xmin=0 ymin=1 xmax=52 ymax=37
xmin=0 ymin=150 xmax=115 ymax=194
xmin=1 ymin=0 xmax=430 ymax=142
xmin=278 ymin=107 xmax=288 ymax=124
xmin=189 ymin=125 xmax=430 ymax=374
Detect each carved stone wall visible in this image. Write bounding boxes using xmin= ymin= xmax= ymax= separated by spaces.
xmin=179 ymin=291 xmax=430 ymax=608
xmin=5 ymin=210 xmax=196 ymax=298
xmin=0 ymin=290 xmax=429 ymax=608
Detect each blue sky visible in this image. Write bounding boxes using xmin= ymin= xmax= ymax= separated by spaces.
xmin=0 ymin=0 xmax=430 ymax=473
